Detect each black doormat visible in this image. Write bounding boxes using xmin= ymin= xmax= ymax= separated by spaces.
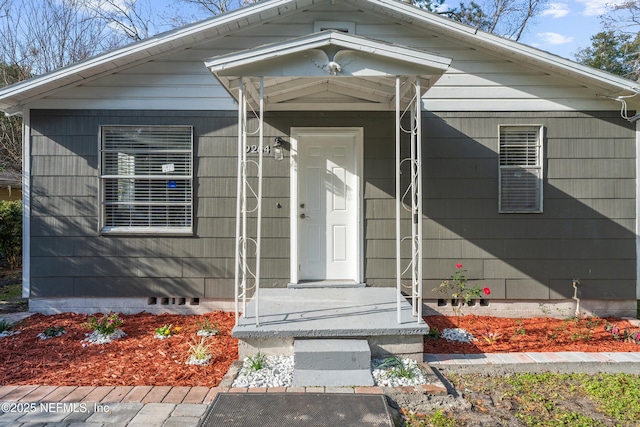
xmin=198 ymin=393 xmax=395 ymax=427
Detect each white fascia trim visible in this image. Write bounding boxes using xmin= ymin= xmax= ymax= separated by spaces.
xmin=22 ymin=108 xmax=30 ymax=298
xmin=0 ymin=0 xmax=306 ymax=112
xmin=360 ymin=0 xmax=640 ymax=96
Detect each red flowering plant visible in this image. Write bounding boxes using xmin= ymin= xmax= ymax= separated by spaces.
xmin=434 ymin=263 xmax=490 ymax=325
xmin=605 ymin=322 xmax=640 ymax=345
xmin=83 ymin=312 xmax=123 ymax=336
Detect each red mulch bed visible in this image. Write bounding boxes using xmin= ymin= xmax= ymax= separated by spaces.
xmin=2 ymin=312 xmax=638 ymax=387
xmin=0 ymin=311 xmax=237 ymax=387
xmin=424 ymin=315 xmax=640 ymax=354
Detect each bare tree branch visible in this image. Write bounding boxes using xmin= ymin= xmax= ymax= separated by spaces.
xmin=418 ymin=0 xmax=546 ymax=41
xmin=0 ymin=0 xmax=140 ymax=177
xmin=577 ymin=0 xmax=640 ymax=80
xmin=605 ymin=0 xmax=640 ymax=34
xmin=81 ymin=0 xmax=154 ymax=41
xmin=178 ymin=0 xmax=247 ymax=15
xmin=0 ymin=0 xmax=118 ymax=75
xmin=0 ymin=63 xmax=27 ymax=180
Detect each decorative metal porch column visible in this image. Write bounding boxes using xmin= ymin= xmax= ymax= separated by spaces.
xmin=396 ymin=77 xmax=424 ymax=325
xmin=234 ymin=77 xmax=265 ymax=327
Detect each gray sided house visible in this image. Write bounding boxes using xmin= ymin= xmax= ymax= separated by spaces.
xmin=1 ymin=0 xmax=639 ymax=321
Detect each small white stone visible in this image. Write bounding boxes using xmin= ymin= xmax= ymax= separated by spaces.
xmin=0 ymin=330 xmax=20 ymax=338
xmin=186 ymin=355 xmax=211 ymax=365
xmin=154 ymin=333 xmax=173 ymax=340
xmin=441 ymin=328 xmax=476 ymax=343
xmin=83 ymin=329 xmax=126 ymax=345
xmin=37 ymin=331 xmax=66 ymax=340
xmin=196 ymin=330 xmax=218 ymax=337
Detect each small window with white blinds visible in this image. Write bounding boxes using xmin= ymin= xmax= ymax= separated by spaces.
xmin=499 ymin=125 xmax=543 ymax=213
xmin=99 ymin=125 xmax=193 ymax=234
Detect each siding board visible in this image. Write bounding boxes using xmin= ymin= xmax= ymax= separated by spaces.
xmin=32 ymin=196 xmax=97 ymax=217
xmin=506 ymin=279 xmax=549 ymax=299
xmin=547 ymin=139 xmax=632 ymax=158
xmin=32 ymin=135 xmax=97 ymax=156
xmin=32 ymin=156 xmax=96 ymax=176
xmin=548 ymin=179 xmax=635 ymax=199
xmin=31 ymin=177 xmax=97 ymax=197
xmin=547 ymin=159 xmax=635 ymax=179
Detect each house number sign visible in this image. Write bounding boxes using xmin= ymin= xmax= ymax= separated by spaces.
xmin=245 ymin=145 xmax=271 ymax=154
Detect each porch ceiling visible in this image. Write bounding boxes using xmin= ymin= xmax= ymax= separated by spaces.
xmin=204 ymin=31 xmax=452 ymax=111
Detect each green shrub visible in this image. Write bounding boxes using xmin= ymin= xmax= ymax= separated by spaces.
xmin=0 ymin=319 xmax=12 ymax=333
xmin=247 ymin=352 xmax=267 ymax=371
xmin=0 ymin=201 xmax=21 ymax=269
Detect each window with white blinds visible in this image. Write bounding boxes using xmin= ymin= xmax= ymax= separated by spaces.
xmin=99 ymin=126 xmax=193 ymax=233
xmin=499 ymin=125 xmax=543 ymax=213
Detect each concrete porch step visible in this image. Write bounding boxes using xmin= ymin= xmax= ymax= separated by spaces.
xmin=287 ymin=280 xmax=366 ymax=288
xmin=294 ymin=339 xmax=371 ymax=370
xmin=292 ymin=369 xmax=374 ymax=387
xmin=292 ymin=339 xmax=374 ymax=387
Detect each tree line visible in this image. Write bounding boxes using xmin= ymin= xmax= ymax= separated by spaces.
xmin=0 ymin=0 xmax=638 ymax=179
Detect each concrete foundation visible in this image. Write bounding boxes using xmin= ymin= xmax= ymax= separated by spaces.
xmin=423 ymin=299 xmax=638 ymax=319
xmin=29 ymin=296 xmax=637 ymax=319
xmin=29 ymin=297 xmax=235 ymax=315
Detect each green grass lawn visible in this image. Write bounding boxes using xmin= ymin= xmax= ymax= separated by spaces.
xmin=405 ymin=372 xmax=640 ymax=427
xmin=0 ymin=282 xmax=21 ymax=301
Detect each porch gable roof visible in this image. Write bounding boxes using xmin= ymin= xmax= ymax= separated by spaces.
xmin=205 ymin=30 xmax=453 ymax=111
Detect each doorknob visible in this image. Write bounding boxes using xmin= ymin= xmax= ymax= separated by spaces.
xmin=300 ymin=213 xmax=310 ymax=219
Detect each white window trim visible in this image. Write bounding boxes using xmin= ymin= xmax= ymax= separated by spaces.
xmin=498 ymin=124 xmax=544 ymax=213
xmin=98 ymin=125 xmax=194 ymax=235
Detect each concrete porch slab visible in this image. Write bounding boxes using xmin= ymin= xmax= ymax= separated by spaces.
xmin=233 ymin=288 xmax=427 ymax=338
xmin=233 ymin=288 xmax=428 ymax=360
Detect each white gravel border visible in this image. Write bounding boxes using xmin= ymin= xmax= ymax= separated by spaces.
xmin=232 ymin=355 xmax=429 ymax=388
xmin=232 ymin=355 xmax=294 ymax=388
xmin=37 ymin=329 xmax=66 ymax=340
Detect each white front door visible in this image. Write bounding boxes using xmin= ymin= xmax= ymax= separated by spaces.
xmin=291 ymin=128 xmax=362 ymax=283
